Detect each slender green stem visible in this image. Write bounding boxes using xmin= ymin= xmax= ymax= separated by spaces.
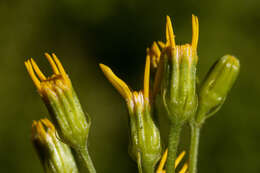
xmin=76 ymin=147 xmax=96 ymax=173
xmin=166 ymin=123 xmax=182 ymax=173
xmin=189 ymin=123 xmax=201 ymax=173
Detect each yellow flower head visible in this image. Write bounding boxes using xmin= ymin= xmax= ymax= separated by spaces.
xmin=24 ymin=53 xmax=71 ymax=97
xmin=100 ymin=54 xmax=151 ymax=111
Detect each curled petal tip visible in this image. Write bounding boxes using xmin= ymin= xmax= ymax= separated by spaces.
xmin=99 ymin=63 xmax=132 ymax=102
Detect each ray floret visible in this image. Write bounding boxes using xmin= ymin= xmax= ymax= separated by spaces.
xmin=166 ymin=15 xmax=176 ymax=48
xmin=99 ymin=64 xmax=132 ymax=102
xmin=143 ymin=55 xmax=150 ymax=102
xmin=100 ymin=55 xmax=151 ymax=106
xmin=160 ymin=15 xmax=199 ymax=51
xmin=192 ymin=14 xmax=199 ymax=50
xmin=148 ymin=42 xmax=161 ymax=68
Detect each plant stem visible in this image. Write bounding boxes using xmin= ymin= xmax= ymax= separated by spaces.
xmin=76 ymin=147 xmax=96 ymax=173
xmin=189 ymin=123 xmax=201 ymax=173
xmin=166 ymin=123 xmax=182 ymax=173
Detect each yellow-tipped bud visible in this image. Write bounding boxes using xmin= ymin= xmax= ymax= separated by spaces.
xmin=155 ymin=15 xmax=199 ymax=124
xmin=25 ymin=53 xmax=90 ymax=150
xmin=32 ymin=119 xmax=78 ymax=173
xmin=154 ymin=15 xmax=199 ymax=173
xmin=100 ymin=55 xmax=162 ymax=173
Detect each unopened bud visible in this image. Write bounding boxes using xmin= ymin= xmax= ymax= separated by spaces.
xmin=32 ymin=119 xmax=78 ymax=173
xmin=25 ymin=53 xmax=90 ymax=149
xmin=196 ymin=55 xmax=240 ymax=124
xmin=159 ymin=15 xmax=199 ymax=124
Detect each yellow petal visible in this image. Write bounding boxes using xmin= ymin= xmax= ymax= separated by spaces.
xmin=40 ymin=118 xmax=55 ymax=131
xmin=30 ymin=58 xmax=46 ymax=81
xmin=143 ymin=55 xmax=150 ymax=102
xmin=158 ymin=41 xmax=166 ymax=49
xmin=156 ymin=149 xmax=168 ymax=173
xmin=51 ymin=53 xmax=71 ymax=86
xmin=24 ymin=60 xmax=41 ymax=91
xmin=192 ymin=14 xmax=199 ymax=50
xmin=156 ymin=150 xmax=186 ymax=173
xmin=175 ymin=151 xmax=186 ymax=168
xmin=152 ymin=42 xmax=161 ymax=58
xmin=166 ymin=15 xmax=176 ymax=48
xmin=179 ymin=163 xmax=188 ymax=173
xmin=99 ymin=64 xmax=132 ymax=101
xmin=45 ymin=53 xmax=60 ymax=75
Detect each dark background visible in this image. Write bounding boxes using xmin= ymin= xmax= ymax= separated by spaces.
xmin=0 ymin=0 xmax=260 ymax=172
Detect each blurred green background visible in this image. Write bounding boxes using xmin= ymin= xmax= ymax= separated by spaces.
xmin=0 ymin=0 xmax=260 ymax=172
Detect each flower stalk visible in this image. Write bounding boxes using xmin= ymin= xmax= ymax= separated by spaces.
xmin=188 ymin=55 xmax=240 ymax=173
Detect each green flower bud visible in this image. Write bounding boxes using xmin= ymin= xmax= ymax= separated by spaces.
xmin=25 ymin=53 xmax=90 ymax=149
xmin=128 ymin=91 xmax=162 ymax=173
xmin=100 ymin=55 xmax=162 ymax=173
xmin=158 ymin=15 xmax=199 ymax=124
xmin=196 ymin=55 xmax=240 ymax=124
xmin=32 ymin=119 xmax=79 ymax=173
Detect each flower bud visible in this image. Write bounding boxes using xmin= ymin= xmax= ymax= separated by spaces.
xmin=25 ymin=53 xmax=90 ymax=149
xmin=128 ymin=91 xmax=162 ymax=172
xmin=159 ymin=15 xmax=199 ymax=124
xmin=100 ymin=55 xmax=162 ymax=172
xmin=32 ymin=119 xmax=78 ymax=173
xmin=196 ymin=55 xmax=240 ymax=124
